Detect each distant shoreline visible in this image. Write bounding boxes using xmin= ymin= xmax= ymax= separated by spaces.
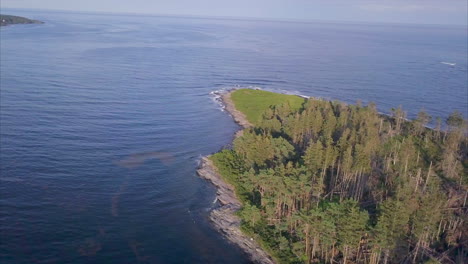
xmin=197 ymin=89 xmax=275 ymax=264
xmin=1 ymin=14 xmax=44 ymax=27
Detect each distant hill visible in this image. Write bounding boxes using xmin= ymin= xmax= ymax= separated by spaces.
xmin=0 ymin=14 xmax=44 ymax=26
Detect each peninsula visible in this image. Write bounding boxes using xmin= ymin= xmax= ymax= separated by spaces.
xmin=199 ymin=89 xmax=467 ymax=264
xmin=0 ymin=14 xmax=44 ymax=26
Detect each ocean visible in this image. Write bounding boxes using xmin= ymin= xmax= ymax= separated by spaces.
xmin=1 ymin=9 xmax=466 ymax=264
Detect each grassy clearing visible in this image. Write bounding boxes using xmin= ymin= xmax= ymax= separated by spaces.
xmin=230 ymin=89 xmax=305 ymax=125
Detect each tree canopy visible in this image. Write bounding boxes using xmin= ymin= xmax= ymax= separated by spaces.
xmin=211 ymin=89 xmax=467 ymax=264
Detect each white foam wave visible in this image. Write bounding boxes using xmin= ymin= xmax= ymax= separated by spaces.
xmin=441 ymin=62 xmax=456 ymax=66
xmin=195 ymin=154 xmax=203 ymax=167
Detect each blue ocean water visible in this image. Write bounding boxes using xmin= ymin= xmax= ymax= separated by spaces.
xmin=1 ymin=9 xmax=467 ymax=264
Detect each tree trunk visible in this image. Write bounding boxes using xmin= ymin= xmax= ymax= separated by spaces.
xmin=424 ymin=161 xmax=432 ymax=190
xmin=412 ymin=238 xmax=421 ymax=263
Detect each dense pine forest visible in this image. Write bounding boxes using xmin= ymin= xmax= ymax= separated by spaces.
xmin=211 ymin=89 xmax=467 ymax=264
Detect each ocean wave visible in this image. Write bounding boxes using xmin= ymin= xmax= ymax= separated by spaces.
xmin=209 ymin=89 xmax=227 ymax=112
xmin=441 ymin=62 xmax=456 ymax=66
xmin=195 ymin=154 xmax=203 ymax=167
xmin=0 ymin=177 xmax=25 ymax=182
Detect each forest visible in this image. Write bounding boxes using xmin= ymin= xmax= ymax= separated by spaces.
xmin=211 ymin=89 xmax=467 ymax=264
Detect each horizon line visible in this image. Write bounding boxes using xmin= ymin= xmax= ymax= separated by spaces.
xmin=2 ymin=7 xmax=467 ymax=28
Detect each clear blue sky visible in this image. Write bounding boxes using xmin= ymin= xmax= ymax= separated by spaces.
xmin=2 ymin=0 xmax=467 ymax=25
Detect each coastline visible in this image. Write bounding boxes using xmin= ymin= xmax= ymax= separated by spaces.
xmin=197 ymin=90 xmax=274 ymax=264
xmin=221 ymin=91 xmax=253 ymax=128
xmin=220 ymin=91 xmax=253 ymax=137
xmin=0 ymin=14 xmax=44 ymax=27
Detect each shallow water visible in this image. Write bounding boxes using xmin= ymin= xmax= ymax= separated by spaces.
xmin=1 ymin=9 xmax=467 ymax=264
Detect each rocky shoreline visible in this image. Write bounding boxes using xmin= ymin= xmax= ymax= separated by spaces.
xmin=221 ymin=91 xmax=252 ymax=129
xmin=196 ymin=90 xmax=274 ymax=264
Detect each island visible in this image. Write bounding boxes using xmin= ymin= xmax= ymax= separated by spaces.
xmin=1 ymin=14 xmax=44 ymax=26
xmin=198 ymin=89 xmax=467 ymax=264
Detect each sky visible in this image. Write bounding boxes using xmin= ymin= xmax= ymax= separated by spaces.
xmin=1 ymin=0 xmax=467 ymax=25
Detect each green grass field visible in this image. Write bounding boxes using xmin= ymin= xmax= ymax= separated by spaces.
xmin=230 ymin=89 xmax=306 ymax=125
